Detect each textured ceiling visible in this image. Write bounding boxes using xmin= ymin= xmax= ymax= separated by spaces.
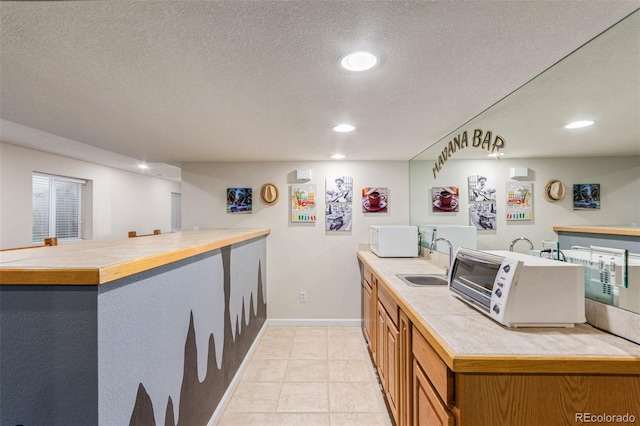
xmin=1 ymin=1 xmax=639 ymax=176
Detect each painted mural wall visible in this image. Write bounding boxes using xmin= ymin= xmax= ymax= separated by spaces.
xmin=0 ymin=237 xmax=266 ymax=426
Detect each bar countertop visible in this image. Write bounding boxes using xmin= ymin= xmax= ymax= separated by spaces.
xmin=0 ymin=228 xmax=270 ymax=285
xmin=357 ymin=249 xmax=640 ymax=374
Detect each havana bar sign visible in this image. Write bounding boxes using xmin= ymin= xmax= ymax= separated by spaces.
xmin=432 ymin=129 xmax=506 ymax=179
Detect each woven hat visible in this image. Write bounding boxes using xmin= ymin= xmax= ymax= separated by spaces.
xmin=543 ymin=179 xmax=566 ymax=202
xmin=260 ymin=183 xmax=280 ymax=205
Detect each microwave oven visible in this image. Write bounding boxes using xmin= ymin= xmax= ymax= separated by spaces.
xmin=370 ymin=225 xmax=419 ymax=258
xmin=449 ymin=248 xmax=585 ymax=327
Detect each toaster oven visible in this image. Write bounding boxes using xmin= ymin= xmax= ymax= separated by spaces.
xmin=449 ymin=248 xmax=585 ymax=327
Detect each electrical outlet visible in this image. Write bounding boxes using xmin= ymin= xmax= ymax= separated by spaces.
xmin=299 ymin=291 xmax=307 ymax=302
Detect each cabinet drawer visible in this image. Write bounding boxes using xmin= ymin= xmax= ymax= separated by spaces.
xmin=412 ymin=328 xmax=453 ymax=405
xmin=377 ymin=284 xmax=398 ymax=326
xmin=363 ymin=264 xmax=373 ymax=288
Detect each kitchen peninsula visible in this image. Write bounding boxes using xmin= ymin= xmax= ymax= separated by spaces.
xmin=358 ymin=249 xmax=640 ymax=426
xmin=0 ymin=229 xmax=269 ymax=426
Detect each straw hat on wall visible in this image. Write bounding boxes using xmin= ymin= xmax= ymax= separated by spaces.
xmin=543 ymin=179 xmax=566 ymax=202
xmin=260 ymin=183 xmax=280 ymax=205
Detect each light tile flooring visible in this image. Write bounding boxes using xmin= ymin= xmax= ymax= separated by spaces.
xmin=218 ymin=326 xmax=393 ymax=426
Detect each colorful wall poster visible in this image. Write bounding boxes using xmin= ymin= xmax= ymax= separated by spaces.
xmin=325 ymin=204 xmax=352 ymax=231
xmin=431 ymin=186 xmax=459 ymax=212
xmin=325 ymin=176 xmax=353 ymax=203
xmin=470 ymin=203 xmax=496 ymax=230
xmin=291 ymin=184 xmax=317 ymax=222
xmin=468 ymin=175 xmax=496 ymax=202
xmin=573 ymin=183 xmax=601 ymax=210
xmin=226 ymin=187 xmax=252 ymax=213
xmin=362 ymin=187 xmax=388 ymax=213
xmin=505 ymin=181 xmax=533 ymax=221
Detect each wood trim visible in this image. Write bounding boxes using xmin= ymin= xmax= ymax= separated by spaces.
xmin=554 ymin=225 xmax=640 ymax=237
xmin=0 ymin=237 xmax=58 ymax=252
xmin=0 ymin=269 xmax=101 ymax=285
xmin=450 ymin=354 xmax=640 ymax=374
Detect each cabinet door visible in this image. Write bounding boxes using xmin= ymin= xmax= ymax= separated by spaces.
xmin=399 ymin=311 xmax=412 ymax=426
xmin=413 ymin=361 xmax=454 ymax=426
xmin=386 ymin=312 xmax=399 ymax=422
xmin=370 ymin=275 xmax=377 ymax=360
xmin=363 ymin=283 xmax=372 ymax=346
xmin=376 ymin=301 xmax=386 ymax=381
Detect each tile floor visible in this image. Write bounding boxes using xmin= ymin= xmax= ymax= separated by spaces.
xmin=218 ymin=326 xmax=393 ymax=426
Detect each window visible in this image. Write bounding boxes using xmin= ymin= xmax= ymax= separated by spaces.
xmin=32 ymin=172 xmax=87 ymax=244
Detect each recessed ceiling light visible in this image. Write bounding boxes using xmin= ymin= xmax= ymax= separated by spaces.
xmin=331 ymin=154 xmax=346 ymax=160
xmin=137 ymin=163 xmax=149 ymax=170
xmin=333 ymin=124 xmax=355 ymax=132
xmin=340 ymin=51 xmax=378 ymax=71
xmin=565 ymin=120 xmax=594 ymax=129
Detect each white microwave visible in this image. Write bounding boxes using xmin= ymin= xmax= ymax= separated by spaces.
xmin=449 ymin=248 xmax=585 ymax=327
xmin=370 ymin=225 xmax=419 ymax=258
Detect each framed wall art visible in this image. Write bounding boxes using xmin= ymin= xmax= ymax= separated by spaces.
xmin=325 ymin=176 xmax=353 ymax=203
xmin=432 ymin=186 xmax=459 ymax=212
xmin=573 ymin=183 xmax=600 ymax=210
xmin=468 ymin=175 xmax=496 ymax=202
xmin=505 ymin=181 xmax=533 ymax=221
xmin=362 ymin=187 xmax=388 ymax=213
xmin=470 ymin=203 xmax=496 ymax=230
xmin=226 ymin=188 xmax=252 ymax=213
xmin=325 ymin=204 xmax=352 ymax=231
xmin=291 ymin=184 xmax=317 ymax=222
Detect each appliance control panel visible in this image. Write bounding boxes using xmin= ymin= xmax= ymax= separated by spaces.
xmin=489 ymin=258 xmax=520 ymax=322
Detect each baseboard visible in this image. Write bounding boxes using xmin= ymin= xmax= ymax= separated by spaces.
xmin=267 ymin=318 xmax=362 ymax=327
xmin=207 ymin=321 xmax=268 ymax=426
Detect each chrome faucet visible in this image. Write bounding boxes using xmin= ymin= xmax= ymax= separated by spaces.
xmin=509 ymin=237 xmax=534 ymax=252
xmin=429 ymin=237 xmax=453 ymax=275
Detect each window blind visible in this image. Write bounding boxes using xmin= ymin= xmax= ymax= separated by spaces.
xmin=32 ymin=172 xmax=86 ymax=244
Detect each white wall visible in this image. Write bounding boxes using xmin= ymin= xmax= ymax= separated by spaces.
xmin=181 ymin=161 xmax=410 ymax=321
xmin=0 ymin=142 xmax=181 ymax=248
xmin=410 ymin=156 xmax=640 ymax=250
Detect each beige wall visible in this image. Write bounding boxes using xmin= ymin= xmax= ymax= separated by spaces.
xmin=0 ymin=143 xmax=181 ymax=248
xmin=181 ymin=161 xmax=410 ymax=322
xmin=410 ymin=156 xmax=640 ymax=250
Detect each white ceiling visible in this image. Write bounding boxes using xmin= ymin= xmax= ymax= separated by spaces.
xmin=1 ymin=1 xmax=639 ymax=179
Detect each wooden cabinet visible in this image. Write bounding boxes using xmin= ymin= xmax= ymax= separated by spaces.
xmin=377 ymin=285 xmax=400 ymax=424
xmin=362 ymin=265 xmax=376 ymax=359
xmin=358 ymin=252 xmax=640 ymax=426
xmin=398 ymin=310 xmax=412 ymax=426
xmin=412 ymin=327 xmax=454 ymax=426
xmin=413 ymin=360 xmax=454 ymax=426
xmin=362 ymin=265 xmax=413 ymax=426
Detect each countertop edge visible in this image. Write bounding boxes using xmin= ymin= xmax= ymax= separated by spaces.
xmin=554 ymin=225 xmax=640 ymax=237
xmin=0 ymin=229 xmax=270 ymax=285
xmin=357 ymin=250 xmax=640 ymax=375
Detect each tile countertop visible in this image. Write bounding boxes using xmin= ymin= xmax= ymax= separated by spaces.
xmin=0 ymin=228 xmax=270 ymax=285
xmin=357 ymin=249 xmax=640 ymax=375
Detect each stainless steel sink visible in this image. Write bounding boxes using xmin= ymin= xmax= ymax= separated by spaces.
xmin=396 ymin=274 xmax=448 ymax=287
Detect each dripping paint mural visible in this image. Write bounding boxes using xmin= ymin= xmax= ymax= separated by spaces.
xmin=98 ymin=237 xmax=267 ymax=426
